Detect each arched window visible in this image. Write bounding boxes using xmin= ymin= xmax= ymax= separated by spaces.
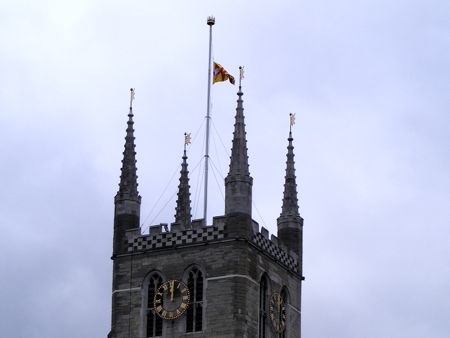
xmin=186 ymin=267 xmax=204 ymax=332
xmin=259 ymin=275 xmax=268 ymax=338
xmin=146 ymin=274 xmax=163 ymax=337
xmin=279 ymin=287 xmax=288 ymax=338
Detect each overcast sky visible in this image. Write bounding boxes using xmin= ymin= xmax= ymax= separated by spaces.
xmin=0 ymin=1 xmax=448 ymax=337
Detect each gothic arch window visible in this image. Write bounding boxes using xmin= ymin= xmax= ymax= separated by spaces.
xmin=259 ymin=274 xmax=269 ymax=338
xmin=279 ymin=287 xmax=289 ymax=338
xmin=145 ymin=273 xmax=163 ymax=337
xmin=185 ymin=266 xmax=204 ymax=332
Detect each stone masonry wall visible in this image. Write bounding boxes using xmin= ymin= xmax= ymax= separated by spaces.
xmin=110 ymin=221 xmax=301 ymax=338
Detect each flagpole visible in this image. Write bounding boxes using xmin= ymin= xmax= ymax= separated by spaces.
xmin=203 ymin=16 xmax=215 ymax=226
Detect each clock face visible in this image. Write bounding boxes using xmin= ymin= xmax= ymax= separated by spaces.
xmin=154 ymin=279 xmax=190 ymax=320
xmin=269 ymin=292 xmax=286 ymax=333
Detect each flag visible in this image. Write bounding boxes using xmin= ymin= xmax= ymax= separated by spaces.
xmin=290 ymin=113 xmax=296 ymax=126
xmin=130 ymin=88 xmax=135 ymax=101
xmin=184 ymin=133 xmax=191 ymax=145
xmin=213 ymin=62 xmax=235 ymax=85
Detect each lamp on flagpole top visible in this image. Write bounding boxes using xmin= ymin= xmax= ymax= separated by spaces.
xmin=207 ymin=16 xmax=215 ymax=25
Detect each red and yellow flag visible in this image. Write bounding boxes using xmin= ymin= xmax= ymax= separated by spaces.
xmin=213 ymin=62 xmax=235 ymax=85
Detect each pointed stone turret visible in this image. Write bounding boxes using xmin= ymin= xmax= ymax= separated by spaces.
xmin=174 ymin=148 xmax=192 ymax=228
xmin=113 ymin=88 xmax=141 ymax=255
xmin=116 ymin=112 xmax=139 ymax=201
xmin=224 ymin=85 xmax=254 ymax=239
xmin=277 ymin=127 xmax=303 ymax=256
xmin=225 ymin=86 xmax=253 ymax=216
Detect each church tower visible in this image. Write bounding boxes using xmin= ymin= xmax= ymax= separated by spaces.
xmin=108 ymin=86 xmax=303 ymax=337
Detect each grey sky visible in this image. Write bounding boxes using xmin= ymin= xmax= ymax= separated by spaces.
xmin=0 ymin=1 xmax=448 ymax=337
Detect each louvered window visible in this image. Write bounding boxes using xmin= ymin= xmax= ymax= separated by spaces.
xmin=186 ymin=268 xmax=203 ymax=332
xmin=146 ymin=274 xmax=163 ymax=337
xmin=259 ymin=276 xmax=268 ymax=338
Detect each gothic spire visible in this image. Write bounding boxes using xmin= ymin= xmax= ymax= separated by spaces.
xmin=225 ymin=84 xmax=253 ymax=216
xmin=227 ymin=87 xmax=249 ymax=176
xmin=115 ymin=88 xmax=140 ymax=203
xmin=277 ymin=116 xmax=302 ymax=256
xmin=278 ymin=129 xmax=300 ymax=219
xmin=113 ymin=88 xmax=141 ymax=255
xmin=174 ymin=136 xmax=192 ymax=228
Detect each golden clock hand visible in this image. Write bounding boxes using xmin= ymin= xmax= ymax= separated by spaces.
xmin=170 ymin=280 xmax=174 ymax=302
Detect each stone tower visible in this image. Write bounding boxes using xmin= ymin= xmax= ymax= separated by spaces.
xmin=108 ymin=87 xmax=304 ymax=338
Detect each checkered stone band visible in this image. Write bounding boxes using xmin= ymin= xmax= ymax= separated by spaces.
xmin=128 ymin=224 xmax=225 ymax=252
xmin=252 ymin=233 xmax=299 ymax=273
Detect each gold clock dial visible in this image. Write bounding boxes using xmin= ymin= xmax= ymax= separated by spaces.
xmin=154 ymin=279 xmax=190 ymax=320
xmin=269 ymin=292 xmax=286 ymax=333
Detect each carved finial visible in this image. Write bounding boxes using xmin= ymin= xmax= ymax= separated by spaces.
xmin=239 ymin=66 xmax=245 ymax=89
xmin=130 ymin=88 xmax=135 ymax=109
